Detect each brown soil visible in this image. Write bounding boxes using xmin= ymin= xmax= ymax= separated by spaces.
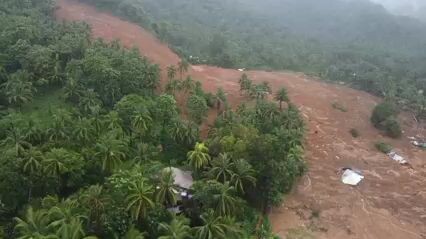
xmin=56 ymin=1 xmax=426 ymax=238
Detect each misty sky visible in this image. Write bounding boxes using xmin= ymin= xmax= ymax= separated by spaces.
xmin=369 ymin=0 xmax=426 ymax=19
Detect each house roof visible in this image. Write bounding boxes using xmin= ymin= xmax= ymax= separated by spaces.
xmin=168 ymin=167 xmax=193 ymax=189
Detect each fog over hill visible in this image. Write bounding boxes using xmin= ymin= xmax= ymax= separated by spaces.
xmin=369 ymin=0 xmax=426 ymax=20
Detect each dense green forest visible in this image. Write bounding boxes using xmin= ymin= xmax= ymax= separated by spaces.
xmin=0 ymin=0 xmax=305 ymax=238
xmin=81 ymin=0 xmax=426 ymax=120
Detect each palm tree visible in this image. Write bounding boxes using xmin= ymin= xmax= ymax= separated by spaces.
xmin=78 ymin=89 xmax=102 ymax=115
xmin=181 ymin=76 xmax=195 ymax=95
xmin=133 ymin=142 xmax=160 ymax=162
xmin=177 ymin=60 xmax=189 ymax=80
xmin=230 ymin=159 xmax=256 ymax=194
xmin=168 ymin=120 xmax=198 ymax=146
xmin=103 ymin=111 xmax=123 ymax=132
xmin=79 ymin=185 xmax=107 ymax=234
xmin=215 ymin=88 xmax=228 ymax=111
xmin=165 ymin=79 xmax=182 ymax=96
xmin=72 ymin=117 xmax=94 ymax=143
xmin=167 ymin=65 xmax=177 ymax=82
xmin=47 ymin=199 xmax=88 ymax=239
xmin=208 ymin=153 xmax=234 ymax=183
xmin=43 ymin=148 xmax=68 ymax=178
xmin=126 ymin=180 xmax=155 ymax=222
xmin=2 ymin=123 xmax=31 ymax=156
xmin=94 ymin=135 xmax=127 ymax=172
xmin=14 ymin=207 xmax=52 ymax=239
xmin=1 ymin=70 xmax=36 ymax=108
xmin=260 ymin=81 xmax=272 ymax=94
xmin=250 ymin=84 xmax=269 ymax=100
xmin=187 ymin=142 xmax=211 ymax=170
xmin=131 ymin=111 xmax=152 ymax=135
xmin=123 ymin=225 xmax=145 ymax=239
xmin=26 ymin=119 xmax=44 ymax=145
xmin=63 ymin=78 xmax=83 ymax=103
xmin=155 ymin=169 xmax=179 ymax=207
xmin=212 ymin=182 xmax=239 ymax=217
xmin=47 ymin=110 xmax=72 ymax=142
xmin=21 ymin=147 xmax=44 ymax=202
xmin=193 ymin=210 xmax=243 ymax=239
xmin=274 ymin=87 xmax=289 ymax=110
xmin=238 ymin=74 xmax=252 ymax=96
xmin=21 ymin=146 xmax=43 ymax=174
xmin=158 ymin=216 xmax=191 ymax=239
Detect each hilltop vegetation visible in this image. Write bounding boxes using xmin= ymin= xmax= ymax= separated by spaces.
xmin=0 ymin=0 xmax=305 ymax=238
xmin=81 ymin=0 xmax=426 ymax=120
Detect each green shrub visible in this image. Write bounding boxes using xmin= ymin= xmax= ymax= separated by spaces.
xmin=311 ymin=209 xmax=320 ymax=219
xmin=187 ymin=94 xmax=208 ymax=124
xmin=204 ymin=92 xmax=216 ymax=108
xmin=371 ymin=101 xmax=397 ymax=126
xmin=350 ymin=128 xmax=359 ymax=138
xmin=382 ymin=117 xmax=402 ymax=138
xmin=375 ymin=141 xmax=392 ymax=154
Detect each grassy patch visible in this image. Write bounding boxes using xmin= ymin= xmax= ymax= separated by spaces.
xmin=375 ymin=141 xmax=392 ymax=154
xmin=332 ymin=102 xmax=347 ymax=112
xmin=20 ymin=88 xmax=71 ymax=127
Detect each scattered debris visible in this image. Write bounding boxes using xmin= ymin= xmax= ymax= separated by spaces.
xmin=388 ymin=151 xmax=408 ymax=165
xmin=412 ymin=141 xmax=426 ymax=149
xmin=332 ymin=102 xmax=348 ymax=112
xmin=238 ymin=68 xmax=246 ymax=72
xmin=341 ymin=168 xmax=364 ymax=186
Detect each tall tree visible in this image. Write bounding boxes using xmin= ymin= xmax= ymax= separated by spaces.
xmin=94 ymin=134 xmax=128 ymax=173
xmin=193 ymin=210 xmax=243 ymax=239
xmin=168 ymin=120 xmax=199 ymax=147
xmin=230 ymin=159 xmax=256 ymax=194
xmin=167 ymin=65 xmax=177 ymax=82
xmin=181 ymin=76 xmax=195 ymax=95
xmin=72 ymin=117 xmax=95 ymax=144
xmin=2 ymin=123 xmax=31 ymax=156
xmin=238 ymin=74 xmax=252 ymax=96
xmin=211 ymin=182 xmax=239 ymax=217
xmin=21 ymin=147 xmax=43 ymax=174
xmin=122 ymin=225 xmax=145 ymax=239
xmin=177 ymin=60 xmax=189 ymax=80
xmin=131 ymin=110 xmax=152 ymax=136
xmin=187 ymin=142 xmax=211 ymax=170
xmin=126 ymin=180 xmax=155 ymax=222
xmin=165 ymin=79 xmax=182 ymax=97
xmin=274 ymin=87 xmax=289 ymax=110
xmin=14 ymin=207 xmax=52 ymax=239
xmin=47 ymin=199 xmax=92 ymax=239
xmin=158 ymin=216 xmax=191 ymax=239
xmin=215 ymin=87 xmax=228 ymax=112
xmin=207 ymin=153 xmax=234 ymax=183
xmin=43 ymin=148 xmax=67 ymax=178
xmin=186 ymin=94 xmax=208 ymax=124
xmin=155 ymin=169 xmax=179 ymax=207
xmin=79 ymin=185 xmax=107 ymax=234
xmin=1 ymin=70 xmax=36 ymax=108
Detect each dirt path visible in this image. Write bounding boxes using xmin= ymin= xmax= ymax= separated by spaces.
xmin=56 ymin=1 xmax=426 ymax=238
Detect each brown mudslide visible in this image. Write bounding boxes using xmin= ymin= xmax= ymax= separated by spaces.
xmin=56 ymin=1 xmax=426 ymax=238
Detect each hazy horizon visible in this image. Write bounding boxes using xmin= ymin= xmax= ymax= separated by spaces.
xmin=369 ymin=0 xmax=426 ymax=20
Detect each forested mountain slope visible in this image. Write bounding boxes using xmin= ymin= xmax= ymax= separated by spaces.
xmin=81 ymin=0 xmax=426 ymax=119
